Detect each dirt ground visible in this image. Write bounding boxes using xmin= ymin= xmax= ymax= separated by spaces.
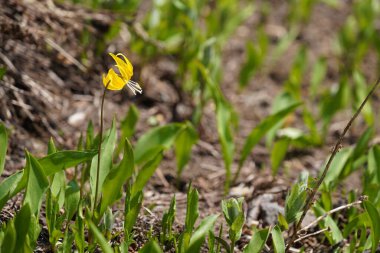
xmin=0 ymin=0 xmax=378 ymax=252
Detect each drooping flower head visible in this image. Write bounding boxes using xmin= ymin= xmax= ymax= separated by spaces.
xmin=102 ymin=53 xmax=142 ymax=95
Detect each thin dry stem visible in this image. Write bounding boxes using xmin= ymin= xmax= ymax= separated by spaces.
xmin=299 ymin=198 xmax=364 ymax=234
xmin=285 ymin=76 xmax=380 ymax=252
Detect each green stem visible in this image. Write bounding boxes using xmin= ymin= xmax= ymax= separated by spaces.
xmin=93 ymin=82 xmax=109 ymax=216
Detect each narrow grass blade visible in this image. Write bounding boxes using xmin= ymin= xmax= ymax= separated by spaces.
xmin=87 ymin=219 xmax=114 ymax=253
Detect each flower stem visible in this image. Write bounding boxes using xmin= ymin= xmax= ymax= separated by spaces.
xmin=93 ymin=82 xmax=109 ymax=216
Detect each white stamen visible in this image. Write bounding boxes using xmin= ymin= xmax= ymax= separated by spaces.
xmin=127 ymin=80 xmax=143 ymax=95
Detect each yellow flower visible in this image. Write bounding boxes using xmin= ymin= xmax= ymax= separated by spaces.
xmin=102 ymin=53 xmax=142 ymax=95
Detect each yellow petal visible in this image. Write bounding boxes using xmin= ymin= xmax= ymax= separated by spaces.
xmin=103 ymin=69 xmax=126 ymax=90
xmin=109 ymin=53 xmax=133 ymax=81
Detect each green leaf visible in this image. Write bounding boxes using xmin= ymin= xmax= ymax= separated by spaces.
xmin=23 ymin=152 xmax=49 ymax=215
xmin=14 ymin=204 xmax=32 ymax=253
xmin=185 ymin=186 xmax=199 ymax=234
xmin=363 ymin=200 xmax=380 ymax=253
xmin=90 ymin=119 xmax=117 ymax=207
xmin=1 ymin=216 xmax=16 ymax=253
xmin=310 ymin=57 xmax=327 ymax=97
xmin=239 ymin=103 xmax=301 ymax=173
xmin=116 ymin=105 xmax=139 ymax=156
xmin=216 ymin=99 xmax=235 ymax=192
xmin=0 ymin=67 xmax=6 ymax=80
xmin=131 ymin=153 xmax=163 ymax=196
xmin=313 ymin=204 xmax=343 ymax=244
xmin=121 ymin=104 xmax=139 ymax=139
xmin=174 ymin=122 xmax=198 ymax=177
xmin=65 ymin=180 xmax=80 ymax=221
xmin=134 ymin=123 xmax=183 ymax=164
xmin=271 ymin=225 xmax=285 ymax=253
xmin=222 ymin=197 xmax=245 ymax=244
xmin=39 ymin=150 xmax=97 ymax=176
xmin=100 ymin=138 xmax=134 ymax=215
xmin=87 ymin=219 xmax=114 ymax=253
xmin=243 ymin=228 xmax=270 ymax=253
xmin=270 ymin=138 xmax=290 ymax=176
xmin=277 ymin=213 xmax=289 ymax=230
xmin=0 ymin=123 xmax=8 ymax=176
xmin=161 ymin=196 xmax=176 ymax=243
xmin=186 ymin=215 xmax=219 ymax=253
xmin=0 ymin=171 xmax=24 ymax=209
xmin=285 ymin=172 xmax=308 ymax=224
xmin=139 ymin=240 xmax=163 ymax=253
xmin=124 ymin=190 xmax=143 ymax=236
xmin=322 ymin=147 xmax=352 ymax=189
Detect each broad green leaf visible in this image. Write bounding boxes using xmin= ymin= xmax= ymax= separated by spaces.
xmin=87 ymin=219 xmax=114 ymax=253
xmin=39 ymin=150 xmax=97 ymax=176
xmin=363 ymin=201 xmax=380 ymax=253
xmin=23 ymin=152 xmax=49 ymax=215
xmin=65 ymin=180 xmax=80 ymax=221
xmin=134 ymin=123 xmax=183 ymax=164
xmin=174 ymin=122 xmax=198 ymax=177
xmin=0 ymin=171 xmax=24 ymax=210
xmin=100 ymin=138 xmax=134 ymax=215
xmin=186 ymin=215 xmax=219 ymax=253
xmin=0 ymin=123 xmax=8 ymax=176
xmin=239 ymin=103 xmax=301 ymax=172
xmin=243 ymin=228 xmax=270 ymax=253
xmin=90 ymin=119 xmax=117 ymax=207
xmin=272 ymin=225 xmax=285 ymax=253
xmin=131 ymin=153 xmax=163 ymax=196
xmin=270 ymin=138 xmax=290 ymax=176
xmin=139 ymin=240 xmax=163 ymax=253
